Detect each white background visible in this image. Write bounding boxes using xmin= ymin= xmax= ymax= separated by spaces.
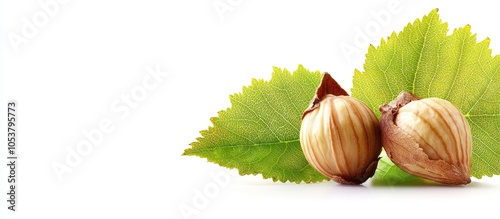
xmin=2 ymin=0 xmax=500 ymax=218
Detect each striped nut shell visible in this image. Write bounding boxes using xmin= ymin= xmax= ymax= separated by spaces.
xmin=379 ymin=92 xmax=472 ymax=185
xmin=300 ymin=73 xmax=382 ymax=185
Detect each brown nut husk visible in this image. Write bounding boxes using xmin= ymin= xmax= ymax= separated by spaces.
xmin=300 ymin=73 xmax=382 ymax=185
xmin=379 ymin=92 xmax=472 ymax=185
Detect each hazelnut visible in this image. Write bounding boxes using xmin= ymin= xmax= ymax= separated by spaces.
xmin=379 ymin=92 xmax=472 ymax=185
xmin=300 ymin=73 xmax=382 ymax=185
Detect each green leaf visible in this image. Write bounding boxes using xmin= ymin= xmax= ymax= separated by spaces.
xmin=183 ymin=65 xmax=327 ymax=183
xmin=352 ymin=9 xmax=500 ymax=179
xmin=371 ymin=156 xmax=425 ymax=186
